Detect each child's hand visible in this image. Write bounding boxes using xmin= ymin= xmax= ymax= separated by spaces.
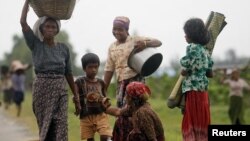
xmin=74 ymin=102 xmax=81 ymax=116
xmin=206 ymin=69 xmax=213 ymax=78
xmin=181 ymin=69 xmax=188 ymax=76
xmin=72 ymin=96 xmax=81 ymax=116
xmin=101 ymin=97 xmax=111 ymax=110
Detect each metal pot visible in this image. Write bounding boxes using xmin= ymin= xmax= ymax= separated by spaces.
xmin=128 ymin=47 xmax=163 ymax=76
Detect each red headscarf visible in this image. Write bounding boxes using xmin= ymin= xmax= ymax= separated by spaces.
xmin=126 ymin=82 xmax=151 ymax=99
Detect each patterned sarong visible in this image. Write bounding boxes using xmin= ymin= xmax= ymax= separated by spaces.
xmin=32 ymin=74 xmax=68 ymax=141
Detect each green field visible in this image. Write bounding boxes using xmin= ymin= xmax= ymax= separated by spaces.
xmin=2 ymin=92 xmax=250 ymax=141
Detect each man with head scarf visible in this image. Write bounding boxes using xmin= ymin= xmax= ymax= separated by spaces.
xmin=103 ymin=16 xmax=162 ymax=141
xmin=20 ymin=0 xmax=81 ymax=140
xmin=102 ymin=82 xmax=165 ymax=141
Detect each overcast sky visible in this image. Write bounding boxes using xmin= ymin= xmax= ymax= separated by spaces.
xmin=1 ymin=0 xmax=250 ymax=68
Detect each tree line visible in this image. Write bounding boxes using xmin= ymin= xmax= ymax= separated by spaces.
xmin=1 ymin=31 xmax=249 ymax=106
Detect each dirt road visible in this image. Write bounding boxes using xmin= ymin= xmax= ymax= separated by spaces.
xmin=0 ymin=108 xmax=38 ymax=141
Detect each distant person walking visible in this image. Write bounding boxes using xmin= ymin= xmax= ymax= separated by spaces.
xmin=180 ymin=18 xmax=213 ymax=141
xmin=220 ymin=68 xmax=250 ymax=124
xmin=0 ymin=65 xmax=13 ymax=109
xmin=10 ymin=60 xmax=31 ymax=117
xmin=20 ymin=0 xmax=80 ymax=140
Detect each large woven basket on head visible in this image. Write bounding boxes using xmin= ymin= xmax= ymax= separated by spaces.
xmin=29 ymin=0 xmax=76 ymax=20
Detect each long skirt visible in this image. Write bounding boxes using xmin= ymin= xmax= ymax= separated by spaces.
xmin=32 ymin=74 xmax=68 ymax=141
xmin=229 ymin=96 xmax=244 ymax=124
xmin=182 ymin=90 xmax=210 ymax=141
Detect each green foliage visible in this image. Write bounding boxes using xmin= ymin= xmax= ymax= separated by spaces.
xmin=208 ymin=68 xmax=250 ymax=106
xmin=3 ymin=34 xmax=33 ymax=87
xmin=106 ymin=69 xmax=250 ymax=107
xmin=208 ymin=78 xmax=229 ymax=105
xmin=1 ymin=31 xmax=249 ymax=105
xmin=146 ymin=74 xmax=177 ymax=99
xmin=3 ymin=91 xmax=250 ymax=141
xmin=107 ymin=82 xmax=117 ymax=98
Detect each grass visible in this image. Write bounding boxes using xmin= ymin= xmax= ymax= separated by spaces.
xmin=1 ymin=91 xmax=250 ymax=141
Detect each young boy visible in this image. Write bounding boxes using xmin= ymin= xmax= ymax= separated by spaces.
xmin=74 ymin=53 xmax=112 ymax=141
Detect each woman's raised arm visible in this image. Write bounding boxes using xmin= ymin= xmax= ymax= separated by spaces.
xmin=20 ymin=0 xmax=30 ymax=32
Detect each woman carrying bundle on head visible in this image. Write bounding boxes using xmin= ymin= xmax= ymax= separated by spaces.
xmin=20 ymin=0 xmax=80 ymax=140
xmin=10 ymin=60 xmax=31 ymax=117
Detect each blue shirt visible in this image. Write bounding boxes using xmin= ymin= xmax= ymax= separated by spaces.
xmin=11 ymin=74 xmax=25 ymax=92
